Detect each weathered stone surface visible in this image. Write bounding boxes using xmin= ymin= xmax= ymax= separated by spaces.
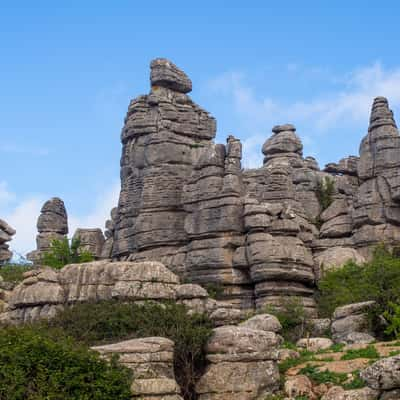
xmin=314 ymin=247 xmax=365 ymax=274
xmin=240 ymin=313 xmax=282 ymax=333
xmin=92 ymin=337 xmax=183 ymax=399
xmin=361 ymin=354 xmax=400 ymax=390
xmin=150 ymin=58 xmax=192 ymax=94
xmin=73 ymin=228 xmax=105 ymax=259
xmin=285 ymin=375 xmax=316 ymax=400
xmin=331 ymin=301 xmax=376 ymax=343
xmin=296 ymin=337 xmax=334 ymax=352
xmin=27 ymin=197 xmax=68 ymax=263
xmin=2 ymin=261 xmax=182 ymax=324
xmin=196 ymin=325 xmax=280 ymax=399
xmin=321 ymin=386 xmax=379 ymax=400
xmin=0 ymin=218 xmax=15 ymax=264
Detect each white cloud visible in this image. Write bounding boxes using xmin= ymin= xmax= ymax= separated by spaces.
xmin=3 ymin=182 xmax=120 ymax=257
xmin=68 ymin=182 xmax=120 ymax=237
xmin=207 ymin=62 xmax=400 ymax=167
xmin=5 ymin=196 xmax=46 ymax=256
xmin=0 ymin=181 xmax=16 ymax=207
xmin=0 ymin=144 xmax=49 ymax=156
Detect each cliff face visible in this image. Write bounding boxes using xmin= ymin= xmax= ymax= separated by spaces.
xmin=24 ymin=59 xmax=400 ymax=316
xmin=103 ymin=59 xmax=400 ymax=315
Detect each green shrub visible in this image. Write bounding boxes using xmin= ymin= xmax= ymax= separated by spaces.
xmin=264 ymin=298 xmax=307 ymax=341
xmin=340 ymin=345 xmax=379 ymax=360
xmin=42 ymin=237 xmax=94 ymax=269
xmin=46 ymin=300 xmax=213 ymax=400
xmin=299 ymin=364 xmax=347 ymax=385
xmin=316 ymin=176 xmax=335 ymax=211
xmin=204 ymin=283 xmax=224 ymax=300
xmin=383 ymin=302 xmax=400 ymax=339
xmin=0 ymin=263 xmax=34 ymax=283
xmin=317 ymin=245 xmax=400 ymax=339
xmin=0 ymin=325 xmax=132 ymax=400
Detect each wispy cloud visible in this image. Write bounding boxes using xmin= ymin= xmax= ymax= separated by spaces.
xmin=0 ymin=181 xmax=16 ymax=207
xmin=69 ymin=182 xmax=120 ymax=235
xmin=3 ymin=182 xmax=120 ymax=256
xmin=0 ymin=144 xmax=50 ymax=156
xmin=207 ymin=62 xmax=400 ymax=167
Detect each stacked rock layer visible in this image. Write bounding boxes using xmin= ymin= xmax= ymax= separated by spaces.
xmin=25 ymin=59 xmax=400 ymax=317
xmin=27 ymin=197 xmax=68 ymax=263
xmin=0 ymin=219 xmax=15 ymax=263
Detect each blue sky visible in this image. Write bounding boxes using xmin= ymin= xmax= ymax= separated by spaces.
xmin=2 ymin=1 xmax=400 ymax=254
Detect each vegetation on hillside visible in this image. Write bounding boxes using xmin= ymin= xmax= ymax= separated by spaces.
xmin=0 ymin=325 xmax=132 ymax=400
xmin=46 ymin=301 xmax=213 ymax=400
xmin=42 ymin=237 xmax=94 ymax=269
xmin=317 ymin=245 xmax=400 ymax=339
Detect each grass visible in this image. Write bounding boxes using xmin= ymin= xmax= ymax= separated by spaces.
xmin=0 ymin=264 xmax=33 ymax=283
xmin=299 ymin=364 xmax=347 ymax=385
xmin=340 ymin=345 xmax=379 ymax=360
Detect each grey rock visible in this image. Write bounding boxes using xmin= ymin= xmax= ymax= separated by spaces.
xmin=72 ymin=228 xmax=105 ymax=259
xmin=150 ymin=58 xmax=192 ymax=94
xmin=361 ymin=354 xmax=400 ymax=390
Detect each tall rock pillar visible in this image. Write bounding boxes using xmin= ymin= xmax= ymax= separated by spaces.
xmin=112 ymin=59 xmax=216 ymax=275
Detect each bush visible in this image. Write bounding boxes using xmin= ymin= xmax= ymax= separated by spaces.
xmin=316 ymin=176 xmax=335 ymax=211
xmin=383 ymin=302 xmax=400 ymax=339
xmin=46 ymin=300 xmax=213 ymax=400
xmin=42 ymin=237 xmax=94 ymax=269
xmin=0 ymin=263 xmax=33 ymax=283
xmin=264 ymin=298 xmax=307 ymax=341
xmin=317 ymin=245 xmax=400 ymax=338
xmin=0 ymin=325 xmax=132 ymax=400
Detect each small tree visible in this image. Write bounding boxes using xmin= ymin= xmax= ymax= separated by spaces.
xmin=316 ymin=176 xmax=335 ymax=211
xmin=41 ymin=238 xmax=94 ymax=269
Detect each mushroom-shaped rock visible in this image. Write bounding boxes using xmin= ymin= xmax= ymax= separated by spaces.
xmin=262 ymin=124 xmax=303 ymax=157
xmin=150 ymin=58 xmax=192 ymax=93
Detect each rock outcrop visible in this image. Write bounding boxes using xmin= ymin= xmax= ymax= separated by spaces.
xmin=331 ymin=301 xmax=376 ymax=344
xmin=72 ymin=228 xmax=105 ymax=259
xmin=0 ymin=219 xmax=15 ymax=263
xmin=92 ymin=337 xmax=184 ymax=400
xmin=23 ymin=59 xmax=400 ymax=323
xmin=112 ymin=57 xmax=216 ymax=280
xmin=0 ymin=260 xmax=216 ymax=324
xmin=27 ymin=197 xmax=68 ymax=263
xmin=196 ymin=325 xmax=281 ymax=399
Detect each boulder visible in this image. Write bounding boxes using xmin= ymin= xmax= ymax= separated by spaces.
xmin=240 ymin=313 xmax=282 ymax=333
xmin=92 ymin=337 xmax=183 ymax=400
xmin=361 ymin=354 xmax=400 ymax=390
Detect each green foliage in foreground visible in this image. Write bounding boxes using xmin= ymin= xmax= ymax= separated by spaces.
xmin=340 ymin=345 xmax=379 ymax=360
xmin=46 ymin=301 xmax=213 ymax=400
xmin=383 ymin=302 xmax=400 ymax=339
xmin=0 ymin=325 xmax=132 ymax=400
xmin=42 ymin=237 xmax=94 ymax=269
xmin=317 ymin=245 xmax=400 ymax=339
xmin=0 ymin=263 xmax=33 ymax=283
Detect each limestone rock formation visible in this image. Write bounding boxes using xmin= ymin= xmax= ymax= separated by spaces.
xmin=331 ymin=301 xmax=376 ymax=344
xmin=113 ymin=57 xmax=216 ymax=280
xmin=72 ymin=228 xmax=105 ymax=259
xmin=27 ymin=197 xmax=68 ymax=263
xmin=0 ymin=219 xmax=15 ymax=263
xmin=196 ymin=325 xmax=281 ymax=399
xmin=0 ymin=260 xmax=216 ymax=324
xmin=92 ymin=337 xmax=183 ymax=400
xmin=361 ymin=354 xmax=400 ymax=391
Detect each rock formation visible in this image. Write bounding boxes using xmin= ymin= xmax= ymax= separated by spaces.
xmin=72 ymin=228 xmax=105 ymax=259
xmin=27 ymin=197 xmax=68 ymax=263
xmin=112 ymin=58 xmax=216 ymax=280
xmin=196 ymin=325 xmax=281 ymax=399
xmin=24 ymin=59 xmax=400 ymax=319
xmin=0 ymin=219 xmax=15 ymax=264
xmin=92 ymin=337 xmax=184 ymax=400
